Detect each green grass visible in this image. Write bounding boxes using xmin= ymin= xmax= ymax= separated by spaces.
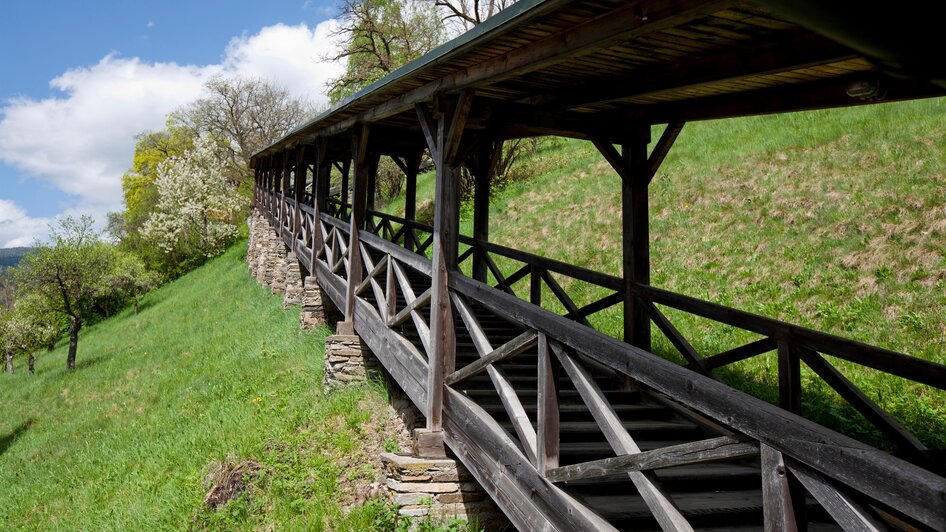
xmin=0 ymin=243 xmax=405 ymax=530
xmin=376 ymin=97 xmax=946 ymax=449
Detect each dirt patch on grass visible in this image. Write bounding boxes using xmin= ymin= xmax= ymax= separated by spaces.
xmin=203 ymin=459 xmax=262 ymax=509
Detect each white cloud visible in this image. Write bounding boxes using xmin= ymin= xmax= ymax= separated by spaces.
xmin=223 ymin=22 xmax=344 ymax=105
xmin=0 ymin=199 xmax=51 ymax=247
xmin=0 ymin=19 xmax=344 ymax=246
xmin=146 ymin=20 xmax=155 ymax=28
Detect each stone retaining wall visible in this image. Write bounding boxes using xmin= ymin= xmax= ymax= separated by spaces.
xmin=323 ymin=334 xmax=380 ymax=391
xmin=381 ymin=453 xmax=506 ymax=529
xmin=282 ymin=252 xmax=303 ymax=308
xmin=301 ymin=277 xmax=337 ymax=329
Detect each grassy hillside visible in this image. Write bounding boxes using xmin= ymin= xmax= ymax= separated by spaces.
xmin=380 ymin=97 xmax=946 ymax=448
xmin=0 ymin=243 xmax=401 ymax=530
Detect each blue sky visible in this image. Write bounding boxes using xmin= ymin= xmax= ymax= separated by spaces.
xmin=0 ymin=0 xmax=343 ymax=246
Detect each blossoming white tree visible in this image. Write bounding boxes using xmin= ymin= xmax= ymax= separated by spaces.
xmin=142 ymin=134 xmax=245 ymax=266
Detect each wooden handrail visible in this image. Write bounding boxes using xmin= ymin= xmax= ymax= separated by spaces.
xmin=631 ymin=282 xmax=946 ymax=390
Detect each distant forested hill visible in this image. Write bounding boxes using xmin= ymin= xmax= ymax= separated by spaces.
xmin=0 ymin=247 xmax=33 ymax=268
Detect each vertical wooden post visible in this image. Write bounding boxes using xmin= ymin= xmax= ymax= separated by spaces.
xmin=414 ymin=93 xmax=472 ymax=456
xmin=621 ymin=127 xmax=652 ymax=351
xmin=761 ymin=444 xmax=800 ymax=532
xmin=272 ymin=155 xmax=283 ymax=233
xmin=402 ymin=150 xmax=422 ymax=252
xmin=343 ymin=125 xmax=371 ymax=332
xmin=293 ymin=146 xmax=307 ymax=251
xmin=280 ymin=151 xmax=292 ymax=239
xmin=537 ymin=333 xmax=560 ymax=475
xmin=312 ymin=140 xmax=328 ymax=264
xmin=366 ymin=153 xmax=380 ymax=232
xmin=778 ymin=340 xmax=802 ymax=413
xmin=471 ymin=140 xmax=501 ymax=282
xmin=340 ymin=159 xmax=351 ymax=217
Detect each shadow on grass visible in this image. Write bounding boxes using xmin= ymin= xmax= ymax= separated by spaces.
xmin=0 ymin=419 xmax=33 ymax=457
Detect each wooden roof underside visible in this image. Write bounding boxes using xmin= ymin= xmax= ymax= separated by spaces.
xmin=251 ymin=0 xmax=946 ymax=164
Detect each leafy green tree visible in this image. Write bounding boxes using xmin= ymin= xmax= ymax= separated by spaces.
xmin=328 ymin=0 xmax=444 ymax=103
xmin=106 ymin=252 xmax=160 ymax=316
xmin=15 ymin=216 xmax=118 ymax=371
xmin=1 ymin=294 xmax=60 ymax=374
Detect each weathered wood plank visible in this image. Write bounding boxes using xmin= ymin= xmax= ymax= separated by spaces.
xmin=446 ymin=330 xmax=538 ymax=385
xmin=551 ymin=341 xmax=693 ymax=531
xmin=777 ymin=339 xmax=801 ymax=413
xmin=647 ymin=122 xmax=685 ymax=182
xmin=546 ymin=436 xmax=758 ymax=483
xmin=537 ymin=332 xmax=560 ymax=476
xmin=761 ymin=444 xmax=798 ymax=532
xmin=391 ymin=260 xmax=433 ymax=359
xmin=644 ymin=300 xmax=717 ymax=379
xmin=787 ymin=458 xmax=888 ymax=532
xmin=703 ymin=337 xmax=777 ymax=370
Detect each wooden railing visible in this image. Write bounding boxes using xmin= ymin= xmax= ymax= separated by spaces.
xmin=358 ymin=206 xmax=946 ymax=470
xmin=257 ymin=194 xmax=946 ymax=530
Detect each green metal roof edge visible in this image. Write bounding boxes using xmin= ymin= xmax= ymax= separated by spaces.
xmin=252 ymin=0 xmax=552 ymax=159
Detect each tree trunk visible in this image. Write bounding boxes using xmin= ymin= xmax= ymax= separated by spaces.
xmin=134 ymin=299 xmax=139 ymax=316
xmin=28 ymin=354 xmax=35 ymax=375
xmin=67 ymin=316 xmax=82 ymax=371
xmin=5 ymin=349 xmax=13 ymax=374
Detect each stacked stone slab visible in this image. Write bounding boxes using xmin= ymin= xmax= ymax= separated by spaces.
xmin=323 ymin=334 xmax=379 ymax=391
xmin=300 ymin=277 xmax=338 ymax=329
xmin=282 ymin=252 xmax=303 ymax=308
xmin=269 ymin=236 xmax=288 ymax=295
xmin=381 ymin=453 xmax=506 ymax=529
xmin=256 ymin=240 xmax=269 ymax=285
xmin=248 ymin=214 xmax=266 ymax=280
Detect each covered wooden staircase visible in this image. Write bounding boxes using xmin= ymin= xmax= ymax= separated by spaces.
xmin=249 ymin=0 xmax=946 ymax=528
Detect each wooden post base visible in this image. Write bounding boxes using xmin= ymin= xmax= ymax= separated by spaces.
xmin=412 ymin=428 xmax=447 ymax=458
xmin=336 ymin=320 xmax=355 ymax=336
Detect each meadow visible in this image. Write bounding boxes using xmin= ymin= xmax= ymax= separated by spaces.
xmin=0 ymin=244 xmax=404 ymax=530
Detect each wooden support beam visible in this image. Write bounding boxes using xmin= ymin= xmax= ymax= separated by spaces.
xmin=621 ymin=128 xmax=652 ymax=351
xmin=340 ymin=158 xmax=351 ymax=214
xmin=280 ymin=150 xmax=291 ymax=233
xmin=344 ymin=125 xmax=372 ymax=326
xmin=471 ymin=139 xmax=502 ymax=282
xmin=777 ymin=339 xmax=802 ymax=414
xmin=293 ymin=145 xmax=307 ymax=250
xmin=417 ymin=97 xmax=471 ymax=442
xmin=546 ymin=436 xmax=758 ymax=483
xmin=761 ymin=444 xmax=799 ymax=532
xmin=647 ymin=122 xmax=684 ymax=182
xmin=312 ymin=140 xmax=329 ymax=264
xmin=398 ymin=150 xmax=423 ymax=252
xmin=786 ymin=458 xmax=887 ymax=532
xmin=536 ymin=332 xmax=560 ymax=475
xmin=703 ymin=337 xmax=777 ymax=370
xmin=643 ymin=300 xmax=717 ymax=379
